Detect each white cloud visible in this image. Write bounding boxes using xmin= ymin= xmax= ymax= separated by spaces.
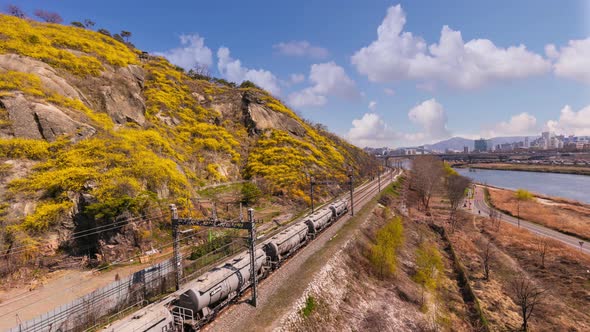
xmin=481 ymin=112 xmax=538 ymax=137
xmin=290 ymin=73 xmax=305 ymax=84
xmin=368 ymin=101 xmax=377 ymax=111
xmin=273 ymin=40 xmax=329 ymax=59
xmin=155 ymin=34 xmax=213 ymax=69
xmin=288 ymin=62 xmax=359 ymax=108
xmin=546 ymin=38 xmax=590 ymax=83
xmin=351 ymin=5 xmax=550 ymax=89
xmin=346 ymin=98 xmax=451 ymax=147
xmin=383 ymin=88 xmax=396 ymax=96
xmin=546 ymin=104 xmax=590 ymax=136
xmin=217 ymin=47 xmax=281 ymax=95
xmin=408 ymin=98 xmax=450 ymax=140
xmin=346 ymin=113 xmax=398 ymax=147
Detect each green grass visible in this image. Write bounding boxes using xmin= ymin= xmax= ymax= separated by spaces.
xmin=300 ymin=295 xmax=316 ymax=317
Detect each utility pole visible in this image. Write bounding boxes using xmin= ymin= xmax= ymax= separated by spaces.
xmin=309 ymin=175 xmax=315 ymax=213
xmin=378 ymin=166 xmax=381 ymax=192
xmin=247 ymin=208 xmax=257 ymax=307
xmin=349 ymin=170 xmax=354 ymax=216
xmin=169 ymin=204 xmax=259 ymax=307
xmin=170 ymin=204 xmax=182 ymax=291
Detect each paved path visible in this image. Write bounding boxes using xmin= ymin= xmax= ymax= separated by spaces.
xmin=465 ymin=185 xmax=589 ymax=255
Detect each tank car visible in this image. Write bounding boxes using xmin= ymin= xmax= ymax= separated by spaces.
xmin=263 ymin=221 xmax=308 ymax=264
xmin=329 ymin=199 xmax=348 ymax=218
xmin=304 ymin=207 xmax=333 ymax=234
xmin=174 ymin=248 xmax=267 ymax=319
xmin=106 ymin=302 xmax=176 ymax=332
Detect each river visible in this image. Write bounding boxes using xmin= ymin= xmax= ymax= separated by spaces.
xmin=455 ymin=168 xmax=590 ymax=204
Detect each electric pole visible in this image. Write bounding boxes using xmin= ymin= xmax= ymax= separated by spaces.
xmin=169 ymin=204 xmax=259 ymax=306
xmin=349 ymin=170 xmax=354 ymax=216
xmin=247 ymin=208 xmax=257 ymax=306
xmin=378 ymin=166 xmax=381 ymax=192
xmin=170 ymin=204 xmax=181 ymax=291
xmin=309 ymin=175 xmax=315 ymax=213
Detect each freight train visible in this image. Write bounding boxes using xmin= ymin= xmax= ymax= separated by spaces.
xmin=107 ymin=198 xmax=349 ymax=331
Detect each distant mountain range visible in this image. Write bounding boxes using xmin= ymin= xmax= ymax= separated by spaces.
xmin=423 ymin=136 xmax=539 ymax=152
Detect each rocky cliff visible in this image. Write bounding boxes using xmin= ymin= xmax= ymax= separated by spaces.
xmin=0 ymin=15 xmax=376 ymax=272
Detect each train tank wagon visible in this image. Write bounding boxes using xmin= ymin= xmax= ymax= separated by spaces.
xmin=106 ymin=302 xmax=176 ymax=332
xmin=263 ymin=221 xmax=309 ymax=264
xmin=174 ymin=248 xmax=267 ymax=320
xmin=329 ymin=199 xmax=348 ymax=218
xmin=304 ymin=207 xmax=333 ymax=234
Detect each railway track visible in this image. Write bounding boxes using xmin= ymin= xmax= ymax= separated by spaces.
xmin=205 ymin=169 xmax=401 ymax=332
xmin=106 ymin=169 xmax=401 ymax=331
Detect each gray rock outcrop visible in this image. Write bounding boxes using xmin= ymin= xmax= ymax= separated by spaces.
xmin=0 ymin=93 xmax=95 ymax=141
xmin=0 ymin=54 xmax=81 ymax=99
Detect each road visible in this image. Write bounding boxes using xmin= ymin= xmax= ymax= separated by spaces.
xmin=467 ymin=185 xmax=589 ymax=255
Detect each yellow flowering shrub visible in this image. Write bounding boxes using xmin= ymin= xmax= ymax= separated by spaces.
xmin=0 ymin=14 xmax=137 ymax=76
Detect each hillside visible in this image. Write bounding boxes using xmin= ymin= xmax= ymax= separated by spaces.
xmin=0 ymin=15 xmax=376 ymax=278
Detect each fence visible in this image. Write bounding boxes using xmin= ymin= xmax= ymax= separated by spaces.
xmin=8 ymin=259 xmax=175 ymax=332
xmin=8 ymin=238 xmax=250 ymax=332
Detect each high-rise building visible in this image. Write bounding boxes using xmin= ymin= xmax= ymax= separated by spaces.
xmin=524 ymin=137 xmax=529 ymax=148
xmin=463 ymin=146 xmax=469 ymax=154
xmin=474 ymin=138 xmax=487 ymax=152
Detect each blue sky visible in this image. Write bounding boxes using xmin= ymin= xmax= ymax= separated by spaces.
xmin=4 ymin=0 xmax=590 ymax=147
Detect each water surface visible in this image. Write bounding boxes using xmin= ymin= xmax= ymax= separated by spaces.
xmin=455 ymin=168 xmax=590 ymax=204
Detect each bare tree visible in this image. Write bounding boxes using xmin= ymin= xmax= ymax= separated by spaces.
xmin=34 ymin=9 xmax=63 ymax=23
xmin=188 ymin=64 xmax=211 ymax=80
xmin=489 ymin=208 xmax=501 ymax=231
xmin=536 ymin=238 xmax=550 ymax=269
xmin=446 ymin=174 xmax=471 ymax=232
xmin=6 ymin=4 xmax=25 ymax=18
xmin=510 ymin=277 xmax=545 ymax=331
xmin=481 ymin=240 xmax=493 ymax=280
xmin=411 ymin=156 xmax=444 ymax=211
xmin=83 ymin=19 xmax=95 ymax=29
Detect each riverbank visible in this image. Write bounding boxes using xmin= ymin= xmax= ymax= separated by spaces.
xmin=457 ymin=163 xmax=590 ymax=176
xmin=483 ymin=186 xmax=590 ymax=242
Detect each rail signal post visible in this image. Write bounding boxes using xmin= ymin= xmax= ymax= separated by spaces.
xmin=169 ymin=204 xmax=259 ymax=306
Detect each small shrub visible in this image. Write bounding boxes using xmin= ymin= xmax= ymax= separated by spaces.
xmin=300 ymin=295 xmax=316 ymax=317
xmin=0 ymin=138 xmax=50 ymax=160
xmin=369 ymin=216 xmax=404 ymax=278
xmin=241 ymin=182 xmax=262 ymax=205
xmin=22 ymin=200 xmax=73 ymax=232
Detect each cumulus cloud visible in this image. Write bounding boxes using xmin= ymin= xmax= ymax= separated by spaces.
xmin=347 ymin=98 xmax=451 ymax=147
xmin=407 ymin=99 xmax=450 ymax=140
xmin=290 ymin=73 xmax=305 ymax=84
xmin=155 ymin=34 xmax=213 ymax=69
xmin=217 ymin=47 xmax=281 ymax=95
xmin=273 ymin=40 xmax=329 ymax=59
xmin=347 ymin=113 xmax=399 ymax=147
xmin=368 ymin=101 xmax=377 ymax=111
xmin=546 ymin=38 xmax=590 ymax=83
xmin=383 ymin=88 xmax=396 ymax=96
xmin=481 ymin=112 xmax=538 ymax=137
xmin=351 ymin=5 xmax=550 ymax=89
xmin=288 ymin=62 xmax=359 ymax=108
xmin=546 ymin=104 xmax=590 ymax=136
